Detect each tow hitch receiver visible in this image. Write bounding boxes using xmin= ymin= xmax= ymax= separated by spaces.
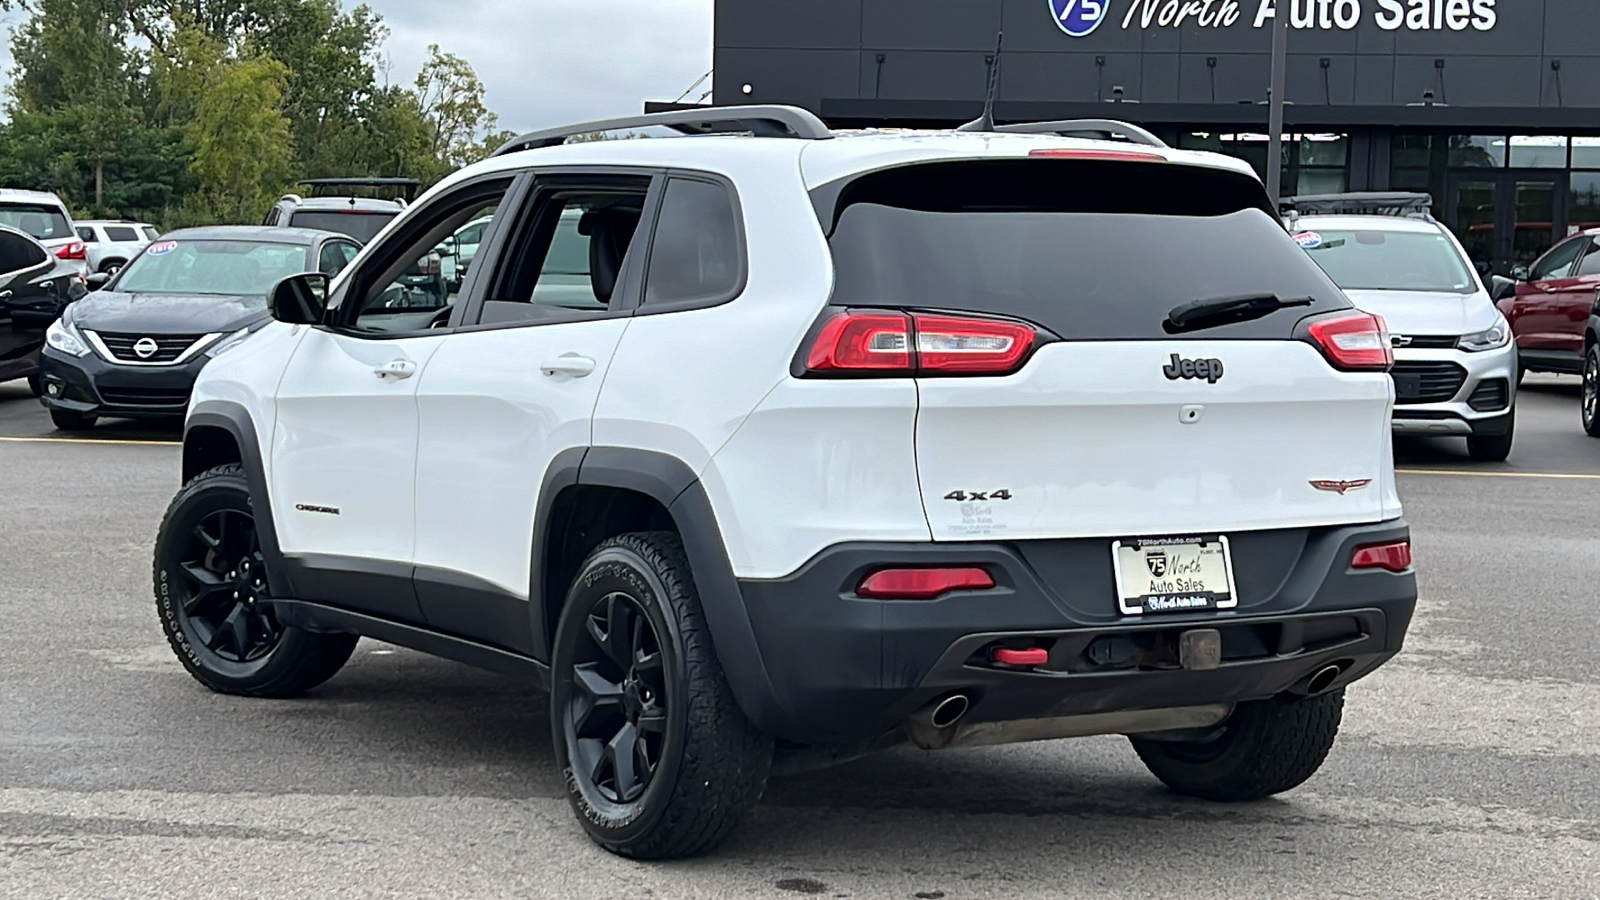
xmin=1179 ymin=629 xmax=1222 ymax=670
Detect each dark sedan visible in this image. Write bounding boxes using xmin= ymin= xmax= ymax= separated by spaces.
xmin=0 ymin=225 xmax=88 ymax=394
xmin=38 ymin=225 xmax=360 ymax=430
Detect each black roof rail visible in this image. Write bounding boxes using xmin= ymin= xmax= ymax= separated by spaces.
xmin=297 ymin=177 xmax=422 ymax=202
xmin=491 ymin=104 xmax=833 ymax=157
xmin=994 ymin=119 xmax=1168 ymax=148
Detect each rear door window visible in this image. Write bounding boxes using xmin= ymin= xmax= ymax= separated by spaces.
xmin=77 ymin=227 xmax=98 ymax=243
xmin=105 ymin=225 xmax=140 ymax=242
xmin=821 ymin=159 xmax=1348 ymax=340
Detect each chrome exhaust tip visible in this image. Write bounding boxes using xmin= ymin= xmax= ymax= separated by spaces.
xmin=928 ymin=694 xmax=970 ymax=729
xmin=1305 ymin=663 xmax=1343 ymax=695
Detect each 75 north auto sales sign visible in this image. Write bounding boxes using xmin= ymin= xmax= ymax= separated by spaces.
xmin=1051 ymin=0 xmax=1500 ymax=34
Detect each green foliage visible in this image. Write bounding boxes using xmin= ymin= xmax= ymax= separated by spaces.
xmin=0 ymin=0 xmax=501 ymax=227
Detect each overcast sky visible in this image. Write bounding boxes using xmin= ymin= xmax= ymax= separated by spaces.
xmin=0 ymin=0 xmax=715 ymax=133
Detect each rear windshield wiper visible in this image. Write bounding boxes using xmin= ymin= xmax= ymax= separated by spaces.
xmin=1164 ymin=294 xmax=1314 ymax=335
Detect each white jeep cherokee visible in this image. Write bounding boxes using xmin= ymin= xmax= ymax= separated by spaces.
xmin=153 ymin=106 xmax=1418 ymax=859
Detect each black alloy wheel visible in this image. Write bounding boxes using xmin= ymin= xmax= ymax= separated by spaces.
xmin=1584 ymin=346 xmax=1600 ymax=437
xmin=565 ymin=591 xmax=669 ymax=804
xmin=172 ymin=507 xmax=281 ymax=663
xmin=154 ymin=464 xmax=357 ymax=696
xmin=551 ymin=532 xmax=771 ymax=859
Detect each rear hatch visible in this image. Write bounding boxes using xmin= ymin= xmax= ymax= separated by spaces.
xmin=815 ymin=157 xmax=1396 ymax=542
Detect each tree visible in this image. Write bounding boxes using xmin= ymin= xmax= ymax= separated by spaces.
xmin=184 ymin=54 xmax=294 ymax=223
xmin=413 ymin=43 xmax=499 ymax=168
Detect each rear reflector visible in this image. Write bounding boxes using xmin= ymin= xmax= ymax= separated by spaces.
xmin=856 ymin=567 xmax=996 ymax=600
xmin=1351 ymin=540 xmax=1411 ymax=572
xmin=1307 ymin=312 xmax=1393 ymax=371
xmin=805 ymin=310 xmax=1036 ymax=376
xmin=1028 ymin=148 xmax=1168 ymax=162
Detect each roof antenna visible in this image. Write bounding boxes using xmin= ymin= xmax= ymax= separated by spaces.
xmin=957 ymin=32 xmax=1003 ymax=133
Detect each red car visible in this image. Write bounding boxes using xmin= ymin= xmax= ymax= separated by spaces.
xmin=1496 ymin=228 xmax=1600 ymax=378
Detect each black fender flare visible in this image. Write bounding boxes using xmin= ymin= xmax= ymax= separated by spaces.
xmin=184 ymin=401 xmax=292 ymax=599
xmin=533 ymin=446 xmax=786 ymax=732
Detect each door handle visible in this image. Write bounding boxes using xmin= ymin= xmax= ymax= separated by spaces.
xmin=540 ymin=354 xmax=596 ymax=378
xmin=374 ymin=359 xmax=417 ymax=379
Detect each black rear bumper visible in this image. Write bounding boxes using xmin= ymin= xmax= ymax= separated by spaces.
xmin=734 ymin=520 xmax=1416 ymax=745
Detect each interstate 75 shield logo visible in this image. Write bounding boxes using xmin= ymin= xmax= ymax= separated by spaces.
xmin=1051 ymin=0 xmax=1110 ymax=37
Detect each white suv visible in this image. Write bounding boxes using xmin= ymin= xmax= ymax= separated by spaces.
xmin=1286 ymin=194 xmax=1517 ymax=461
xmin=153 ymin=106 xmax=1418 ymax=859
xmin=74 ymin=220 xmax=159 ymax=274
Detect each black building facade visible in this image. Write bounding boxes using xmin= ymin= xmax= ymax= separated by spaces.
xmin=712 ymin=0 xmax=1600 ymax=272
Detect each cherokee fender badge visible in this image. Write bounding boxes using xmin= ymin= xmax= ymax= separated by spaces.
xmin=1309 ymin=479 xmax=1372 ymax=495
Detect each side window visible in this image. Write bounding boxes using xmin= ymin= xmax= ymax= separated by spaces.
xmin=318 ymin=241 xmax=357 ymax=276
xmin=105 ymin=225 xmax=139 ymax=242
xmin=1531 ymin=237 xmax=1584 ymax=281
xmin=641 ymin=177 xmax=743 ymax=308
xmin=76 ymin=226 xmax=98 ymax=243
xmin=343 ymin=180 xmax=512 ymax=334
xmin=1575 ymin=238 xmax=1600 ymax=278
xmin=263 ymin=207 xmax=281 ymax=227
xmin=475 ymin=177 xmax=651 ymax=325
xmin=0 ymin=230 xmax=48 ymax=275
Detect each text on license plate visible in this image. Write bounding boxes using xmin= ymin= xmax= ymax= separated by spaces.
xmin=1111 ymin=535 xmax=1237 ymax=616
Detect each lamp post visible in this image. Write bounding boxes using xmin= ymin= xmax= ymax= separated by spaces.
xmin=1265 ymin=3 xmax=1289 ymax=206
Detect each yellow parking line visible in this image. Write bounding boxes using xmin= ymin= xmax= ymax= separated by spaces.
xmin=1398 ymin=467 xmax=1600 ymax=480
xmin=0 ymin=435 xmax=179 ymax=447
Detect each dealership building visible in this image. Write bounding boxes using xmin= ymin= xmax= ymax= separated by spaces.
xmin=711 ymin=0 xmax=1600 ymax=272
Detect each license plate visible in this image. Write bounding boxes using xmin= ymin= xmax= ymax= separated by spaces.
xmin=1111 ymin=535 xmax=1238 ymax=616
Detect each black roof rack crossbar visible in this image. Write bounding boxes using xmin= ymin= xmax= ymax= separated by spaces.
xmin=1280 ymin=192 xmax=1435 ymax=217
xmin=492 ymin=104 xmax=833 ymax=157
xmin=297 ymin=177 xmax=423 ymax=201
xmin=994 ymin=119 xmax=1168 ymax=148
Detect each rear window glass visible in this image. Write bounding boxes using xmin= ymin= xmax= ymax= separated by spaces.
xmin=105 ymin=225 xmax=141 ymax=242
xmin=822 ymin=160 xmax=1348 ymax=340
xmin=288 ymin=210 xmax=395 ymax=242
xmin=0 ymin=203 xmax=73 ymax=241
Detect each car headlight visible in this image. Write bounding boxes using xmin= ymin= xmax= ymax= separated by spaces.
xmin=205 ymin=327 xmax=255 ymax=358
xmin=45 ymin=318 xmax=89 ymax=357
xmin=1459 ymin=321 xmax=1511 ymax=353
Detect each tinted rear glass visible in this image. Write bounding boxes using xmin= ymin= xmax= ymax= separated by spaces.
xmin=288 ymin=210 xmax=395 ymax=242
xmin=823 ymin=160 xmax=1349 ymax=340
xmin=0 ymin=203 xmax=73 ymax=241
xmin=105 ymin=225 xmax=141 ymax=242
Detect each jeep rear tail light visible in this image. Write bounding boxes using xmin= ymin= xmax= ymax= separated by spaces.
xmin=55 ymin=240 xmax=87 ymax=261
xmin=803 ymin=310 xmax=1036 ymax=376
xmin=1307 ymin=312 xmax=1393 ymax=371
xmin=1351 ymin=540 xmax=1411 ymax=572
xmin=856 ymin=567 xmax=996 ymax=600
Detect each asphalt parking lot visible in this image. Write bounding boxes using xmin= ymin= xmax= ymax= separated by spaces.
xmin=2 ymin=375 xmax=1598 ymax=899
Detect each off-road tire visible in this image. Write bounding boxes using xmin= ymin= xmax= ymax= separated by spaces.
xmin=153 ymin=464 xmax=357 ymax=697
xmin=1467 ymin=409 xmax=1514 ymax=462
xmin=551 ymin=531 xmax=772 ymax=859
xmin=1130 ymin=690 xmax=1344 ymax=802
xmin=50 ymin=408 xmax=96 ymax=431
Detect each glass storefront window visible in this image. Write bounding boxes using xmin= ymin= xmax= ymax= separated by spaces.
xmin=1573 ymin=139 xmax=1600 ymax=169
xmin=1451 ymin=136 xmax=1506 ymax=168
xmin=1508 ymin=136 xmax=1568 ymax=168
xmin=1181 ymin=133 xmax=1346 ymax=194
xmin=1572 ymin=173 xmax=1600 ymax=233
xmin=1296 ymin=169 xmax=1347 ymax=195
xmin=1298 ymin=134 xmax=1347 ymax=167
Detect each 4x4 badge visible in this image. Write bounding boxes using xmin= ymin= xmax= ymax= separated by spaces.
xmin=1309 ymin=479 xmax=1372 ymax=495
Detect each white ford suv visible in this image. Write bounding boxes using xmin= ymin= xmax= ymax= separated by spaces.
xmin=1286 ymin=193 xmax=1518 ymax=461
xmin=153 ymin=106 xmax=1418 ymax=859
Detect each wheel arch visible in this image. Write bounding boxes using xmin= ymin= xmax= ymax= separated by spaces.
xmin=533 ymin=446 xmax=784 ymax=730
xmin=185 ymin=402 xmax=291 ymax=598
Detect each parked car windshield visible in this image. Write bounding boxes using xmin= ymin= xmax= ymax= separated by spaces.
xmin=116 ymin=239 xmax=310 ymax=296
xmin=0 ymin=203 xmax=73 ymax=241
xmin=1296 ymin=228 xmax=1477 ymax=294
xmin=288 ymin=210 xmax=395 ymax=242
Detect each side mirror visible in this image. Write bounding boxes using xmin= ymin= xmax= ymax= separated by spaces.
xmin=1510 ymin=265 xmax=1532 ymax=282
xmin=268 ymin=272 xmax=329 ymax=325
xmin=1490 ymin=275 xmax=1517 ymax=302
xmin=85 ymin=272 xmax=111 ymax=291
